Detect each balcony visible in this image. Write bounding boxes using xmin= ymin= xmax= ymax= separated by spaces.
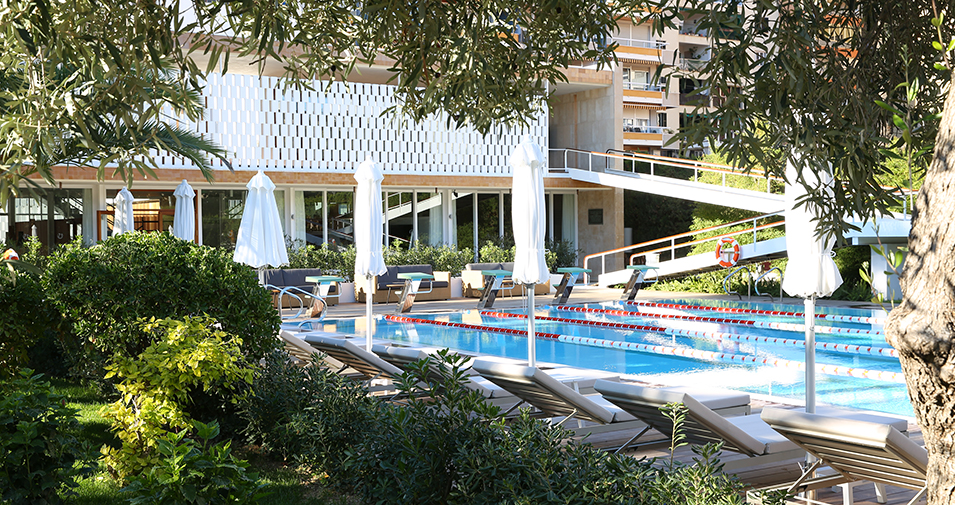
xmin=623 ymin=124 xmax=664 ymax=147
xmin=623 ymin=124 xmax=664 ymax=134
xmin=612 ymin=37 xmax=667 ymax=50
xmin=623 ymin=82 xmax=663 ymax=92
xmin=679 ymin=57 xmax=709 ymax=71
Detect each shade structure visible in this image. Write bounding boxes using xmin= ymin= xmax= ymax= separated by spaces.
xmin=781 ymin=158 xmax=843 ymax=414
xmin=354 ymin=157 xmax=387 ymax=350
xmin=112 ymin=187 xmax=135 ymax=236
xmin=172 ymin=179 xmax=196 ymax=242
xmin=510 ymin=135 xmax=548 ymax=367
xmin=233 ymin=171 xmax=289 ymax=268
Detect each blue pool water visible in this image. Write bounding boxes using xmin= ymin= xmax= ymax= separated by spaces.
xmin=300 ymin=298 xmax=912 ymax=417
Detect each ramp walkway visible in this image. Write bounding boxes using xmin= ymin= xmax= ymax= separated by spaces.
xmin=548 ymin=149 xmax=786 ymax=214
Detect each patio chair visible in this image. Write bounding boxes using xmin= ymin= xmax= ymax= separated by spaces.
xmin=472 ymin=360 xmax=750 ymax=452
xmin=757 ymin=407 xmax=926 ymax=505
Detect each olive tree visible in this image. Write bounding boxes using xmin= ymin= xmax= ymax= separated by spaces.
xmin=642 ymin=1 xmax=955 ymax=502
xmin=0 ymin=0 xmax=628 ymax=203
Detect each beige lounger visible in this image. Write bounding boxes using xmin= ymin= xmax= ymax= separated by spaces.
xmin=757 ymin=407 xmax=926 ymax=505
xmin=473 ymin=360 xmax=750 ymax=452
xmin=302 ymin=333 xmax=405 ymax=382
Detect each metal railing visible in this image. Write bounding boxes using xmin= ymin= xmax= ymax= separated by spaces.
xmin=679 ymin=57 xmax=709 ymax=71
xmin=680 ymin=28 xmax=709 ymax=37
xmin=556 ymin=148 xmax=783 ymax=192
xmin=723 ymin=266 xmax=753 ymax=300
xmin=623 ymin=82 xmax=664 ymax=92
xmin=623 ymin=124 xmax=664 ymax=134
xmin=580 ymin=211 xmax=785 ymax=282
xmin=755 ymin=266 xmax=782 ymax=301
xmin=612 ymin=37 xmax=666 ymax=49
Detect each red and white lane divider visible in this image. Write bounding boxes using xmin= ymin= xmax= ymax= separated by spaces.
xmin=383 ymin=314 xmax=906 ymax=383
xmin=480 ymin=311 xmax=899 ymax=358
xmin=555 ymin=305 xmax=884 ymax=337
xmin=622 ymin=300 xmax=886 ymax=325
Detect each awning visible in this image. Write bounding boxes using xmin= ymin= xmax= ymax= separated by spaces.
xmin=623 ymin=103 xmax=667 ymax=111
xmin=617 ymin=54 xmax=662 ymax=64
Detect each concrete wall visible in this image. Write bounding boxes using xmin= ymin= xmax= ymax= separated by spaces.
xmin=550 ymin=78 xmax=625 ymax=274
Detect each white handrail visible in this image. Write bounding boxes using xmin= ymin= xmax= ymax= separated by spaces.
xmin=548 ymin=148 xmax=781 ymax=195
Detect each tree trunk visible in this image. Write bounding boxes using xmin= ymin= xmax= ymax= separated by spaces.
xmin=885 ymin=72 xmax=955 ymax=504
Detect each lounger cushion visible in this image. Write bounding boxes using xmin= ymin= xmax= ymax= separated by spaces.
xmin=663 ymin=385 xmax=750 ymax=412
xmin=594 ymin=380 xmax=768 ymax=455
xmin=813 ymin=406 xmax=908 ymax=432
xmin=760 ymin=407 xmax=927 ymax=474
xmin=726 ymin=414 xmax=797 ymax=454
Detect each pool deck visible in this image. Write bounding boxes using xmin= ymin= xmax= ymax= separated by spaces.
xmin=285 ymin=289 xmax=921 ymax=504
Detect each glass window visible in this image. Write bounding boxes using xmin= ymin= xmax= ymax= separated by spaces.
xmin=477 ymin=193 xmax=500 ymax=246
xmin=298 ymin=191 xmax=325 ymax=247
xmin=9 ymin=189 xmax=85 ymax=251
xmin=658 ymin=112 xmax=668 ymax=127
xmin=416 ymin=191 xmax=443 ymax=245
xmin=454 ymin=191 xmax=474 ymax=253
xmin=327 ymin=190 xmax=354 ymax=250
xmin=106 ymin=189 xmax=177 ymax=236
xmin=385 ymin=191 xmax=413 ymax=248
xmin=201 ymin=190 xmax=246 ymax=248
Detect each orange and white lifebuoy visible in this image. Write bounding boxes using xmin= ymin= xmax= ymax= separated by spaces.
xmin=715 ymin=237 xmax=740 ymax=268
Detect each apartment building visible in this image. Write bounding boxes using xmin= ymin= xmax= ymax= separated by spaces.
xmin=6 ymin=12 xmax=719 ymax=270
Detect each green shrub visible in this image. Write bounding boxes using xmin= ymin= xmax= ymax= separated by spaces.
xmin=348 ymin=351 xmax=749 ymax=504
xmin=0 ymin=272 xmax=64 ymax=379
xmin=122 ymin=420 xmax=265 ymax=505
xmin=287 ymin=241 xmax=357 ymax=280
xmin=101 ymin=317 xmax=253 ymax=480
xmin=0 ymin=370 xmax=94 ymax=504
xmin=238 ymin=350 xmax=377 ymax=478
xmin=41 ymin=233 xmax=280 ymax=376
xmin=383 ymin=241 xmax=473 ymax=275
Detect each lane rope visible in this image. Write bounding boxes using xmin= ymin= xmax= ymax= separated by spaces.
xmin=555 ymin=305 xmax=885 ymax=337
xmin=622 ymin=300 xmax=886 ymax=325
xmin=479 ymin=311 xmax=898 ymax=358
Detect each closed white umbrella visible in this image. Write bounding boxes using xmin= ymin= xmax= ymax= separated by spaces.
xmin=781 ymin=157 xmax=843 ymax=414
xmin=233 ymin=171 xmax=289 ymax=268
xmin=510 ymin=134 xmax=548 ymax=368
xmin=172 ymin=179 xmax=196 ymax=242
xmin=112 ymin=187 xmax=135 ymax=236
xmin=354 ymin=157 xmax=387 ymax=350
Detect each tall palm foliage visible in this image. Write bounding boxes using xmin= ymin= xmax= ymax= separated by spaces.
xmin=0 ymin=1 xmax=228 ymax=204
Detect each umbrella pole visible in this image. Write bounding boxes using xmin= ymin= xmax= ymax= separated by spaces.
xmin=366 ymin=275 xmax=374 ymax=351
xmin=805 ymin=295 xmax=816 ymax=414
xmin=527 ymin=285 xmax=536 ymax=368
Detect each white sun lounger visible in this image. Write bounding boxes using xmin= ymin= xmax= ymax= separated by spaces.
xmin=373 ymin=344 xmax=621 ymax=398
xmin=757 ymin=407 xmax=926 ymax=505
xmin=473 ymin=360 xmax=751 ymax=451
xmin=595 ymin=380 xmax=909 ymax=474
xmin=301 ymin=333 xmax=406 ymax=385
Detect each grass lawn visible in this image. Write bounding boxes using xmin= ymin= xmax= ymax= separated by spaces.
xmin=43 ymin=379 xmax=354 ymax=505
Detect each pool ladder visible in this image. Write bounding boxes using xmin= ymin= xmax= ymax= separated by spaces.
xmin=723 ymin=266 xmax=782 ymax=302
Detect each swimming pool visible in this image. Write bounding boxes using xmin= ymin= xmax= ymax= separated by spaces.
xmin=297 ymin=298 xmax=912 ymax=417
